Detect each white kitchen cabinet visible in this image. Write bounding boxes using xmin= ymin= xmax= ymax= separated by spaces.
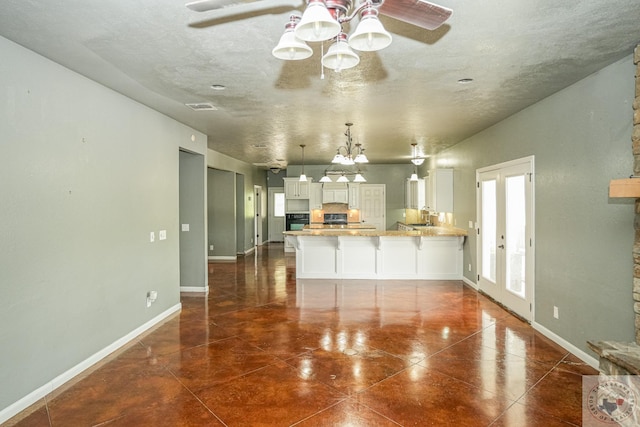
xmin=309 ymin=182 xmax=323 ymax=210
xmin=348 ymin=183 xmax=360 ymax=209
xmin=426 ymin=169 xmax=453 ymax=213
xmin=405 ymin=178 xmax=425 ymax=209
xmin=322 ymin=183 xmax=348 ymax=204
xmin=284 ymin=177 xmax=311 ymax=199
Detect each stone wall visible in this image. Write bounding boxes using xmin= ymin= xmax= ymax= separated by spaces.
xmin=633 ymin=45 xmax=640 ymax=344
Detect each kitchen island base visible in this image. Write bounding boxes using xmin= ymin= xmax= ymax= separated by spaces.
xmin=286 ymin=234 xmax=464 ymax=280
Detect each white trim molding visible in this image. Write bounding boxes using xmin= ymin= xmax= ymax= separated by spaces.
xmin=0 ymin=303 xmax=181 ymax=424
xmin=532 ymin=321 xmax=599 ymax=369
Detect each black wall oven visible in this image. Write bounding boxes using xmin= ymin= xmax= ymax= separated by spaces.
xmin=285 ymin=213 xmax=309 ymax=231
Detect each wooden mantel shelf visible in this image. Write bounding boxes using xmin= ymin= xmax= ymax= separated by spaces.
xmin=610 ymin=178 xmax=640 ymax=198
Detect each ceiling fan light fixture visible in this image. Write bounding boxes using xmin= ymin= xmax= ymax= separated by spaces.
xmin=348 ymin=8 xmax=392 ymax=52
xmin=272 ymin=19 xmax=313 ymax=60
xmin=295 ymin=0 xmax=341 ymax=42
xmin=322 ymin=33 xmax=360 ymax=71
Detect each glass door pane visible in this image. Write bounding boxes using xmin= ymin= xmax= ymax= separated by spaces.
xmin=481 ymin=180 xmax=497 ymax=283
xmin=505 ymin=174 xmax=526 ymax=298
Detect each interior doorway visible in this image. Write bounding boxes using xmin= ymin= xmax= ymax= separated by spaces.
xmin=268 ymin=187 xmax=285 ymax=242
xmin=477 ymin=156 xmax=535 ymax=321
xmin=360 ymin=184 xmax=386 ymax=230
xmin=178 ymin=150 xmax=207 ymax=292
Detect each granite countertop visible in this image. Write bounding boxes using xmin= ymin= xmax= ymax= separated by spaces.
xmin=284 ymin=226 xmax=467 ymax=237
xmin=305 ymin=224 xmax=377 ymax=230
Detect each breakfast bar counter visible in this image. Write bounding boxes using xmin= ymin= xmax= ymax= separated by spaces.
xmin=284 ymin=226 xmax=467 ymax=280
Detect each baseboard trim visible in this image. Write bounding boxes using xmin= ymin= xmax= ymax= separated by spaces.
xmin=0 ymin=303 xmax=181 ymax=424
xmin=208 ymin=255 xmax=236 ymax=261
xmin=532 ymin=321 xmax=599 ymax=369
xmin=180 ymin=286 xmax=209 ymax=293
xmin=462 ymin=276 xmax=478 ymax=290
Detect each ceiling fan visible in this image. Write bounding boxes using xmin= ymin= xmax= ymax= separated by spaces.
xmin=187 ymin=0 xmax=452 ymax=71
xmin=186 ymin=0 xmax=452 ymax=31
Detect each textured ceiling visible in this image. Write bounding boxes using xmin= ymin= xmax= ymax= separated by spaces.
xmin=1 ymin=0 xmax=639 ymax=168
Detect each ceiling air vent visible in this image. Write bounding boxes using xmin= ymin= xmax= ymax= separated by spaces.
xmin=185 ymin=103 xmax=218 ymax=111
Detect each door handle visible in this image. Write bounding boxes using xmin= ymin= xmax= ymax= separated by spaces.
xmin=498 ymin=245 xmax=505 ymax=249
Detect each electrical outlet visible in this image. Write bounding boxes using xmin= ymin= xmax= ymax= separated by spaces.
xmin=553 ymin=306 xmax=559 ymax=319
xmin=469 ymin=221 xmax=473 ymax=229
xmin=146 ymin=290 xmax=158 ymax=308
xmin=209 ymin=245 xmax=214 ymax=251
xmin=468 ymin=264 xmax=471 ymax=272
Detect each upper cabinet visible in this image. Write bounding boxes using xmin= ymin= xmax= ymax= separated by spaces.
xmin=322 ymin=183 xmax=348 ymax=204
xmin=426 ymin=169 xmax=453 ymax=213
xmin=405 ymin=178 xmax=425 ymax=209
xmin=284 ymin=177 xmax=311 ymax=199
xmin=348 ymin=183 xmax=360 ymax=209
xmin=309 ymin=182 xmax=323 ymax=210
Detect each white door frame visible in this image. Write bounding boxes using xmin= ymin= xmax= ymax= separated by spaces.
xmin=254 ymin=185 xmax=263 ymax=247
xmin=476 ymin=156 xmax=535 ymax=321
xmin=268 ymin=187 xmax=285 ymax=242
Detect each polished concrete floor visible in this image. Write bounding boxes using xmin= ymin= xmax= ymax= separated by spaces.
xmin=7 ymin=243 xmax=597 ymax=426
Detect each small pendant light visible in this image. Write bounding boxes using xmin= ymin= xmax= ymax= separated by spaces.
xmin=299 ymin=144 xmax=307 ymax=182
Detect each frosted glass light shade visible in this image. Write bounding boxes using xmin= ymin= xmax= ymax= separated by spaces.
xmin=322 ymin=37 xmax=360 ymax=71
xmin=337 ymin=175 xmax=349 ymax=183
xmin=410 ymin=173 xmax=419 ymax=181
xmin=319 ymin=175 xmax=332 ymax=182
xmin=295 ymin=0 xmax=341 ymax=42
xmin=354 ymin=173 xmax=366 ymax=182
xmin=299 ymin=173 xmax=307 ymax=182
xmin=354 ymin=153 xmax=368 ymax=163
xmin=411 ymin=157 xmax=425 ymax=166
xmin=349 ymin=15 xmax=392 ymax=52
xmin=341 ymin=156 xmax=355 ymax=166
xmin=332 ymin=152 xmax=345 ymax=163
xmin=272 ymin=30 xmax=313 ymax=60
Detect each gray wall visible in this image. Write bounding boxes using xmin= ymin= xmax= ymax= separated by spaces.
xmin=0 ymin=36 xmax=207 ymax=411
xmin=208 ymin=169 xmax=236 ymax=257
xmin=286 ymin=164 xmax=415 ymax=229
xmin=433 ymin=54 xmax=636 ymax=355
xmin=179 ymin=150 xmax=207 ymax=289
xmin=208 ymin=151 xmax=268 ymax=253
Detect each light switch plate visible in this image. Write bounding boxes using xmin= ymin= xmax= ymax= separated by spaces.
xmin=159 ymin=230 xmax=167 ymax=240
xmin=149 ymin=231 xmax=155 ymax=243
xmin=181 ymin=224 xmax=189 ymax=232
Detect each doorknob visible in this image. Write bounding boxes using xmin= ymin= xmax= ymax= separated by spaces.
xmin=498 ymin=244 xmax=505 ymax=249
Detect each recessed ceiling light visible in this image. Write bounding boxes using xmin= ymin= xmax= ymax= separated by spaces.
xmin=458 ymin=78 xmax=474 ymax=84
xmin=185 ymin=103 xmax=217 ymax=111
xmin=211 ymin=84 xmax=226 ymax=90
xmin=251 ymin=144 xmax=267 ymax=148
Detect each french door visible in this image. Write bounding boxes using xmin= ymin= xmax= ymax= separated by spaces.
xmin=477 ymin=157 xmax=534 ymax=321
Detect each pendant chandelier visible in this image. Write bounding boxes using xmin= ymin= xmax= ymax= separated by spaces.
xmin=272 ymin=0 xmax=392 ymax=72
xmin=331 ymin=122 xmax=368 ymax=165
xmin=410 ymin=142 xmax=425 ymax=166
xmin=318 ymin=122 xmax=367 ymax=183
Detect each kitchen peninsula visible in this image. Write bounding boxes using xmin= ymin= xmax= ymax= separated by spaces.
xmin=284 ymin=226 xmax=467 ymax=280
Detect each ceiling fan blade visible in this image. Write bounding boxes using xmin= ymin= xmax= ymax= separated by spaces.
xmin=186 ymin=0 xmax=264 ymax=12
xmin=378 ymin=0 xmax=452 ymax=31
